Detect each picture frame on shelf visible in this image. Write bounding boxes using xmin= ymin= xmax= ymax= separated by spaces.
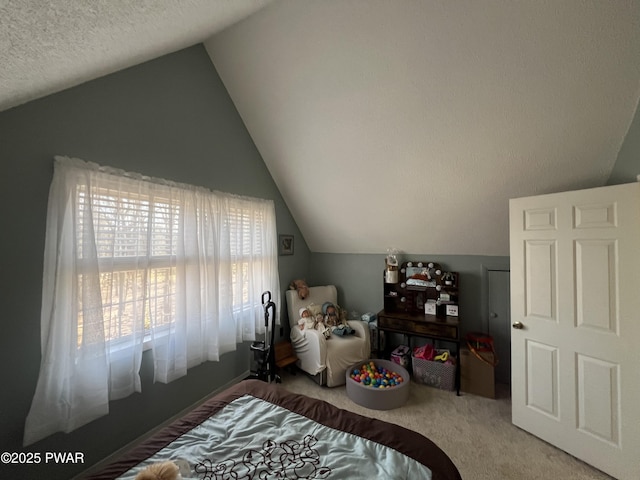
xmin=279 ymin=234 xmax=294 ymax=255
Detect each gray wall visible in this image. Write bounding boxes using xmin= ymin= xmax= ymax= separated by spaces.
xmin=309 ymin=253 xmax=510 ymax=335
xmin=0 ymin=45 xmax=309 ymax=479
xmin=608 ymin=100 xmax=640 ymax=185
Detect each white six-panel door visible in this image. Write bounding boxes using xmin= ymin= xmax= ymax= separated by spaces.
xmin=509 ymin=182 xmax=640 ymax=480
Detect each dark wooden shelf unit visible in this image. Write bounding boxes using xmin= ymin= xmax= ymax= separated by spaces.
xmin=377 ymin=310 xmax=461 ymax=395
xmin=384 ymin=261 xmax=459 ymax=316
xmin=381 ymin=261 xmax=461 ymax=394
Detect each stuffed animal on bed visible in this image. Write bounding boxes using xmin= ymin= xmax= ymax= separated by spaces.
xmin=135 ymin=461 xmax=181 ymax=480
xmin=289 ymin=279 xmax=310 ymax=300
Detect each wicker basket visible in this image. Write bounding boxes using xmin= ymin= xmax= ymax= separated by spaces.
xmin=412 ymin=352 xmax=456 ymax=391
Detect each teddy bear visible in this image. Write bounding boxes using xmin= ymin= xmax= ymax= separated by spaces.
xmin=135 ymin=461 xmax=181 ymax=480
xmin=289 ymin=279 xmax=310 ymax=300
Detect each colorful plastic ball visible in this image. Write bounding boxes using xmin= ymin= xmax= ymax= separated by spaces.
xmin=349 ymin=361 xmax=406 ymax=388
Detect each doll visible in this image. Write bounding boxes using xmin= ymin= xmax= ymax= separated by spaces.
xmin=314 ymin=312 xmax=331 ymax=339
xmin=298 ymin=307 xmax=331 ymax=338
xmin=322 ymin=302 xmax=339 ymax=327
xmin=322 ymin=302 xmax=354 ymax=336
xmin=297 ymin=307 xmax=316 ymax=331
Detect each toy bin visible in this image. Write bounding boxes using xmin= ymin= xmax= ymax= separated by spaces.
xmin=412 ymin=352 xmax=456 ymax=391
xmin=390 ymin=345 xmax=411 ymax=368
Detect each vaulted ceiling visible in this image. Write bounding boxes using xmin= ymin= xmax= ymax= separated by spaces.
xmin=0 ymin=0 xmax=273 ymax=110
xmin=3 ymin=1 xmax=640 ymax=256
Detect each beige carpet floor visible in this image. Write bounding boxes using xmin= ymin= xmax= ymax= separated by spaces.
xmin=278 ymin=370 xmax=613 ymax=480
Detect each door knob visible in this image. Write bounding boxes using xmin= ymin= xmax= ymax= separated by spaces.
xmin=512 ymin=321 xmax=524 ymax=329
xmin=490 ymin=312 xmax=498 ymax=318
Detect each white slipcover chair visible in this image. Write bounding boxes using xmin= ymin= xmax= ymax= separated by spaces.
xmin=286 ymin=285 xmax=370 ymax=387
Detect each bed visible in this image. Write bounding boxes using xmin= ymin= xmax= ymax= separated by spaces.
xmin=84 ymin=379 xmax=461 ymax=480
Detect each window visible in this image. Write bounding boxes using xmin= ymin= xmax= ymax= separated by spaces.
xmin=76 ymin=185 xmax=179 ymax=348
xmin=24 ymin=157 xmax=280 ymax=446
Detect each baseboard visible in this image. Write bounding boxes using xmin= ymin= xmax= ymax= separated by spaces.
xmin=73 ymin=370 xmax=250 ymax=479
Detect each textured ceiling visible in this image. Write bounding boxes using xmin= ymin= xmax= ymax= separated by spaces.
xmin=207 ymin=0 xmax=640 ymax=255
xmin=0 ymin=0 xmax=272 ymax=111
xmin=2 ymin=1 xmax=639 ymax=257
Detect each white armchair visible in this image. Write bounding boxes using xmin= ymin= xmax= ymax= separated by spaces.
xmin=286 ymin=285 xmax=370 ymax=387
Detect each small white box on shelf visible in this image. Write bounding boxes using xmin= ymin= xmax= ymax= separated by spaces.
xmin=424 ymin=301 xmax=437 ymax=315
xmin=446 ymin=304 xmax=459 ymax=316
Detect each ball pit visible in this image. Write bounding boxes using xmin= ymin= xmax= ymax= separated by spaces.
xmin=349 ymin=361 xmax=405 ymax=388
xmin=345 ymin=359 xmax=410 ymax=410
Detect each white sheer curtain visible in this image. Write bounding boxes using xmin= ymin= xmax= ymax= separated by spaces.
xmin=24 ymin=157 xmax=280 ymax=445
xmin=151 ymin=177 xmax=281 ymax=383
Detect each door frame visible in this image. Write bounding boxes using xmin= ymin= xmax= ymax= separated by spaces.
xmin=482 ymin=265 xmax=511 ymax=385
xmin=480 ymin=262 xmax=510 ymax=334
